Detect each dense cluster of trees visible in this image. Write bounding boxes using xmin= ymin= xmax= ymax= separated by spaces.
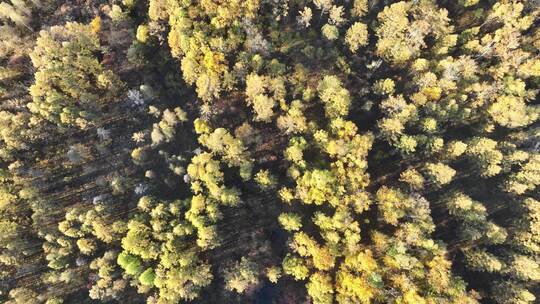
xmin=0 ymin=0 xmax=538 ymax=303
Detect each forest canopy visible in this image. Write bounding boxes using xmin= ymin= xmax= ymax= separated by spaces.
xmin=0 ymin=0 xmax=539 ymax=303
